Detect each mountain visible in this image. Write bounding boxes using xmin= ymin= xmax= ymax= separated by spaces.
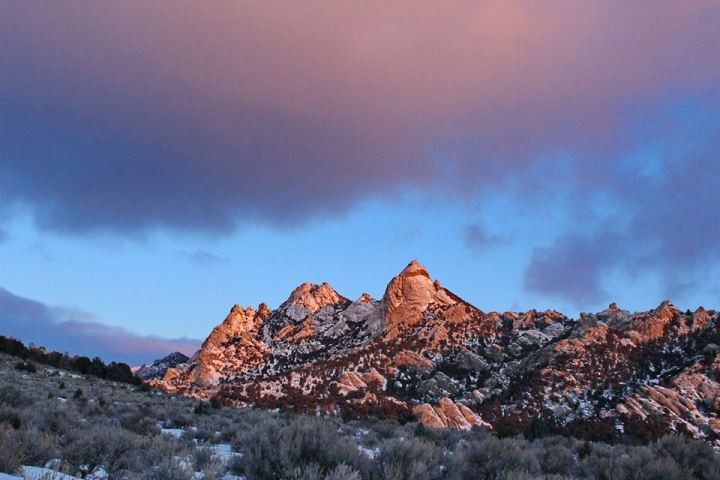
xmin=135 ymin=351 xmax=190 ymax=381
xmin=152 ymin=260 xmax=720 ymax=444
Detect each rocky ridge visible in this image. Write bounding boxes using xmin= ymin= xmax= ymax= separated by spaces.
xmin=152 ymin=261 xmax=720 ymax=444
xmin=135 ymin=352 xmax=189 ymax=381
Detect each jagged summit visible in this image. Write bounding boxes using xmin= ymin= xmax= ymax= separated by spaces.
xmin=382 ymin=259 xmax=456 ymax=339
xmin=357 ymin=293 xmax=374 ymax=303
xmin=284 ymin=281 xmax=348 ymax=313
xmin=398 ymin=259 xmax=431 ymax=278
xmin=148 ymin=261 xmax=720 ymax=444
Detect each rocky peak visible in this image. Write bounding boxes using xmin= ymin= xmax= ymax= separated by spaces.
xmin=626 ymin=300 xmax=680 ymax=343
xmin=204 ymin=304 xmax=263 ymax=349
xmin=653 ymin=300 xmax=678 ymax=317
xmin=596 ymin=302 xmax=631 ymax=328
xmin=191 ymin=304 xmax=269 ymax=387
xmin=357 ymin=293 xmax=374 ymax=303
xmin=381 ymin=260 xmax=456 ymax=339
xmin=258 ymin=302 xmax=271 ymax=318
xmin=284 ymin=282 xmax=346 ymax=313
xmin=400 ymin=259 xmax=431 ymax=278
xmin=692 ymin=307 xmax=711 ymax=331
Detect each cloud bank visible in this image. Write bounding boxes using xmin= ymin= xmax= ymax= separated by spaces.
xmin=0 ymin=287 xmax=201 ymax=365
xmin=1 ymin=1 xmax=719 ymax=302
xmin=525 ymin=142 xmax=720 ymax=304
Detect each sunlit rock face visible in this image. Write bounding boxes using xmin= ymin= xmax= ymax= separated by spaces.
xmin=381 ymin=260 xmax=457 ymax=340
xmin=152 ymin=261 xmax=720 ymax=444
xmin=413 ymin=398 xmax=491 ymax=430
xmin=187 ymin=304 xmax=270 ymax=387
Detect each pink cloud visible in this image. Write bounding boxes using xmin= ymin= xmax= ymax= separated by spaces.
xmin=2 ymin=2 xmax=719 ymax=232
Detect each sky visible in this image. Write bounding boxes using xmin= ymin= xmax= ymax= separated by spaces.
xmin=1 ymin=1 xmax=720 ymax=364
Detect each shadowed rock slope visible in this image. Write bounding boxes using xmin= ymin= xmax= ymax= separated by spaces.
xmin=152 ymin=261 xmax=720 ymax=444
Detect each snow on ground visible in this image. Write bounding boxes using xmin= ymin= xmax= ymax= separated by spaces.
xmin=160 ymin=427 xmax=184 ymax=438
xmin=0 ymin=473 xmax=21 ymax=480
xmin=357 ymin=445 xmax=379 ymax=459
xmin=21 ymin=466 xmax=79 ymax=480
xmin=86 ymin=468 xmax=108 ymax=480
xmin=208 ymin=443 xmax=241 ymax=462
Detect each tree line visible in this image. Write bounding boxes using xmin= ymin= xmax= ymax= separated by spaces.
xmin=0 ymin=335 xmax=140 ymax=385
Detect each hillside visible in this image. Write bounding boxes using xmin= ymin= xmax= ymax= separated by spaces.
xmin=1 ymin=350 xmax=720 ymax=479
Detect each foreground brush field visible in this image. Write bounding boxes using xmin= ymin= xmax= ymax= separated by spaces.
xmin=2 ymin=353 xmax=720 ymax=479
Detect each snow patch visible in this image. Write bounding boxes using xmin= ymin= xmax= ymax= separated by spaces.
xmin=161 ymin=428 xmax=184 ymax=438
xmin=21 ymin=466 xmax=79 ymax=480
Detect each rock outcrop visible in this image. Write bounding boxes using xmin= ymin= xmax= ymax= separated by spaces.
xmin=150 ymin=261 xmax=720 ymax=444
xmin=382 ymin=260 xmax=456 ymax=340
xmin=135 ymin=352 xmax=190 ymax=381
xmin=187 ymin=304 xmax=270 ymax=386
xmin=615 ymin=357 xmax=720 ymax=439
xmin=413 ymin=398 xmax=491 ymax=430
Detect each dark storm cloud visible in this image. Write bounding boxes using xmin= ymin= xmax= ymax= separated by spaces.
xmin=0 ymin=287 xmax=201 ymax=365
xmin=1 ymin=1 xmax=719 ymax=232
xmin=1 ymin=1 xmax=720 ymax=301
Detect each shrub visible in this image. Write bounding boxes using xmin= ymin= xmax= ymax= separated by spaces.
xmin=233 ymin=417 xmax=369 ymax=480
xmin=0 ymin=425 xmax=26 ymax=474
xmin=410 ymin=422 xmax=470 ymax=450
xmin=451 ymin=436 xmax=541 ymax=480
xmin=34 ymin=407 xmax=73 ymax=436
xmin=14 ymin=361 xmax=37 ymax=373
xmin=0 ymin=405 xmax=22 ymax=430
xmin=0 ymin=425 xmax=56 ymax=472
xmin=373 ymin=436 xmax=445 ymax=480
xmin=192 ymin=417 xmax=217 ymax=444
xmin=532 ymin=439 xmax=578 ymax=476
xmin=652 ymin=435 xmax=720 ymax=479
xmin=0 ymin=385 xmax=30 ymax=408
xmin=166 ymin=410 xmax=192 ymax=428
xmin=141 ymin=459 xmax=193 ymax=480
xmin=194 ymin=401 xmax=209 ymax=415
xmin=325 ymin=464 xmax=362 ymax=480
xmin=226 ymin=455 xmax=246 ymax=477
xmin=193 ymin=447 xmax=218 ymax=471
xmin=128 ymin=434 xmax=193 ymax=473
xmin=288 ymin=463 xmax=323 ymax=480
xmin=613 ymin=446 xmax=686 ymax=480
xmin=209 ymin=396 xmax=222 ymax=410
xmin=119 ymin=409 xmax=160 ymax=436
xmin=9 ymin=414 xmax=21 ymax=430
xmin=62 ymin=424 xmax=143 ymax=474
